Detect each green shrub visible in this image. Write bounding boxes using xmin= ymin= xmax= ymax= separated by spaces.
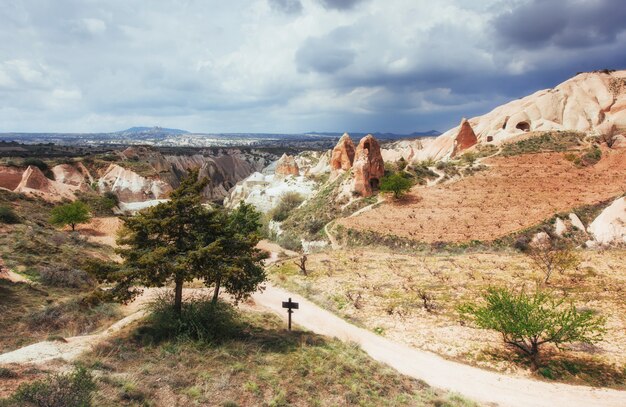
xmin=0 ymin=205 xmax=20 ymax=224
xmin=10 ymin=367 xmax=96 ymax=407
xmin=379 ymin=173 xmax=414 ymax=199
xmin=136 ymin=295 xmax=244 ymax=343
xmin=269 ymin=192 xmax=304 ymax=222
xmin=459 ymin=287 xmax=606 ymax=369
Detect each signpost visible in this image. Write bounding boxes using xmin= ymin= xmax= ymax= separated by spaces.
xmin=282 ymin=298 xmax=299 ymax=331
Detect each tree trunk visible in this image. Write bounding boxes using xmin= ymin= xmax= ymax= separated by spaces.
xmin=530 ymin=342 xmax=540 ymax=370
xmin=71 ymin=223 xmax=76 ymax=231
xmin=174 ymin=278 xmax=184 ymax=315
xmin=212 ymin=277 xmax=221 ymax=305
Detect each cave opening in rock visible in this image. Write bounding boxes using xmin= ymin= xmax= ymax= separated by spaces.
xmin=516 ymin=121 xmax=531 ymax=132
xmin=370 ymin=177 xmax=379 ymax=191
xmin=363 ymin=141 xmax=371 ymax=154
xmin=487 ymin=136 xmax=494 ymax=142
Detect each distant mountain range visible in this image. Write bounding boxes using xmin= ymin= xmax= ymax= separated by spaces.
xmin=0 ymin=126 xmax=441 ymax=148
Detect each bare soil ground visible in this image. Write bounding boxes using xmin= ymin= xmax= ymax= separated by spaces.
xmin=269 ymin=248 xmax=626 ymax=388
xmin=340 ymin=148 xmax=626 ymax=242
xmin=72 ymin=217 xmax=123 ymax=247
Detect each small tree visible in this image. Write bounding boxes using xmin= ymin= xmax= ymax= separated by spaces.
xmin=380 ymin=173 xmax=414 ymax=199
xmin=459 ymin=286 xmax=605 ymax=370
xmin=50 ymin=201 xmax=91 ymax=231
xmin=525 ymin=237 xmax=580 ymax=283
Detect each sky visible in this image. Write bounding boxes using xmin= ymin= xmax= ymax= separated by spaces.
xmin=1 ymin=0 xmax=626 ymax=134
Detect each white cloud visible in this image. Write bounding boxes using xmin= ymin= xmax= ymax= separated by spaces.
xmin=0 ymin=0 xmax=623 ymax=133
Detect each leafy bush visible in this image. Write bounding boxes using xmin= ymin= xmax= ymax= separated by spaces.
xmin=136 ymin=295 xmax=243 ymax=343
xmin=0 ymin=205 xmax=20 ymax=224
xmin=10 ymin=367 xmax=96 ymax=407
xmin=39 ymin=266 xmax=94 ymax=288
xmin=268 ymin=192 xmax=304 ymax=222
xmin=379 ymin=173 xmax=414 ymax=199
xmin=459 ymin=287 xmax=606 ymax=369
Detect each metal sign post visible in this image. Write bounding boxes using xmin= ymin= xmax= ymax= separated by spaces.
xmin=281 ymin=297 xmax=299 ymax=331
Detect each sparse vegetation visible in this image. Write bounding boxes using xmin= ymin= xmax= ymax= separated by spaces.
xmin=5 ymin=367 xmax=96 ymax=407
xmin=81 ymin=308 xmax=475 ymax=406
xmin=269 ymin=248 xmax=626 ymax=387
xmin=268 ymin=192 xmax=304 ymax=222
xmin=501 ymin=131 xmax=585 ymax=156
xmin=459 ymin=286 xmax=606 ymax=370
xmin=525 ymin=238 xmax=580 ymax=283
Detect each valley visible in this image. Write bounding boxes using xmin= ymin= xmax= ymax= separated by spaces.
xmin=1 ymin=69 xmax=625 ymax=406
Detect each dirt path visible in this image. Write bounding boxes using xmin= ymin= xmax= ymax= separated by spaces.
xmin=251 ymin=284 xmax=626 ymax=407
xmin=324 ymin=221 xmax=341 ymax=250
xmin=2 ymin=282 xmax=625 ymax=406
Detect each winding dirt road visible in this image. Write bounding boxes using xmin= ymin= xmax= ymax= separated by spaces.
xmin=251 ymin=284 xmax=626 ymax=407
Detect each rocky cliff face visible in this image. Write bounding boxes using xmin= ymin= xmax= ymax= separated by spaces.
xmin=98 ymin=164 xmax=173 ymax=202
xmin=14 ymin=166 xmax=78 ymax=202
xmin=95 ymin=147 xmax=273 ymax=203
xmin=384 ymin=70 xmax=626 ymax=162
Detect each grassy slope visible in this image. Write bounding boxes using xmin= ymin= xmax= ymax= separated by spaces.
xmin=0 ymin=190 xmax=120 ymax=352
xmin=76 ymin=309 xmax=476 ymax=407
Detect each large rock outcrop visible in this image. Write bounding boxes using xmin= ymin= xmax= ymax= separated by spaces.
xmin=98 ymin=164 xmax=173 ymax=202
xmin=352 ymin=135 xmax=385 ymax=197
xmin=587 ymin=197 xmax=626 ymax=245
xmin=384 ymin=70 xmax=626 ymax=162
xmin=224 ymin=172 xmax=316 ymax=212
xmin=51 ymin=163 xmax=93 ymax=191
xmin=0 ymin=166 xmax=24 ymax=191
xmin=274 ymin=154 xmax=300 ymax=177
xmin=451 ymin=118 xmax=478 ymax=157
xmin=330 ymin=133 xmax=356 ymax=173
xmin=14 ymin=166 xmax=77 ymax=202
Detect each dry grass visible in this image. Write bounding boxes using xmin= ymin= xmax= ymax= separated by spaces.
xmin=340 ymin=148 xmax=626 ymax=243
xmin=269 ymin=248 xmax=626 ymax=388
xmin=78 ymin=308 xmax=476 ymax=407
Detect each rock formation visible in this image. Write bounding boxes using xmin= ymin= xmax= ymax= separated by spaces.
xmin=451 ymin=118 xmax=478 ymax=157
xmin=0 ymin=166 xmax=24 ymax=191
xmin=51 ymin=163 xmax=93 ymax=191
xmin=352 ymin=135 xmax=385 ymax=197
xmin=330 ymin=133 xmax=356 ymax=173
xmin=587 ymin=197 xmax=626 ymax=245
xmin=98 ymin=164 xmax=173 ymax=202
xmin=382 ymin=70 xmax=626 ymax=162
xmin=14 ymin=166 xmax=77 ymax=202
xmin=274 ymin=154 xmax=300 ymax=177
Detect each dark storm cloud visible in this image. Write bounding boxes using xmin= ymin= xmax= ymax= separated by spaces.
xmin=317 ymin=0 xmax=367 ymax=11
xmin=494 ymin=0 xmax=626 ymax=49
xmin=295 ymin=29 xmax=356 ymax=74
xmin=268 ymin=0 xmax=303 ymax=15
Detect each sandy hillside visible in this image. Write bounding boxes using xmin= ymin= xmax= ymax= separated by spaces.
xmin=340 ymin=148 xmax=626 ymax=243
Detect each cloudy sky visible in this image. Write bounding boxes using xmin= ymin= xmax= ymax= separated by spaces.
xmin=1 ymin=0 xmax=625 ymax=134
